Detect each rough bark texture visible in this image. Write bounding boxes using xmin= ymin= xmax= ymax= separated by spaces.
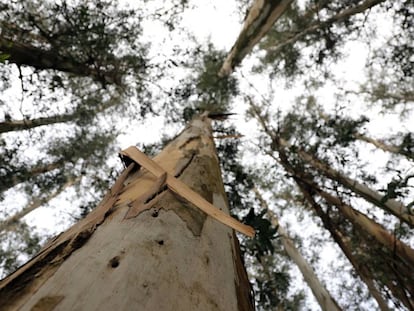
xmin=0 ymin=115 xmax=253 ymax=311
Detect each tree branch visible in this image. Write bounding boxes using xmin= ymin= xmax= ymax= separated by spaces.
xmin=0 ymin=176 xmax=81 ymax=233
xmin=0 ymin=160 xmax=64 ymax=193
xmin=0 ymin=35 xmax=122 ymax=85
xmin=267 ymin=0 xmax=385 ymax=54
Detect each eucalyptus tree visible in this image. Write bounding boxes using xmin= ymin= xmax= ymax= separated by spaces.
xmin=0 ymin=114 xmax=255 ymax=311
xmin=246 ymin=97 xmax=413 ymax=309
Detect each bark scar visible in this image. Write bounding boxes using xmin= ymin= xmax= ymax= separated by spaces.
xmin=124 ymin=172 xmax=167 ymax=219
xmin=119 ymin=146 xmax=255 ymax=237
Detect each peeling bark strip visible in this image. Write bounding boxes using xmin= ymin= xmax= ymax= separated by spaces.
xmin=124 ymin=172 xmax=167 ymax=219
xmin=119 ymin=147 xmax=255 ymax=237
xmin=0 ymin=114 xmax=254 ymax=311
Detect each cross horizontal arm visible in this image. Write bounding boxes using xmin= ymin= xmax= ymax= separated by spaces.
xmin=119 ymin=146 xmax=255 ymax=237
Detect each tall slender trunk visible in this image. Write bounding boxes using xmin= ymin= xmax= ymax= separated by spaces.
xmin=249 ymin=97 xmax=412 ymax=310
xmin=253 ymin=187 xmax=341 ymax=311
xmin=0 ymin=114 xmax=254 ymax=311
xmin=313 ymin=186 xmax=414 ymax=269
xmin=273 ymin=138 xmax=405 ymax=310
xmin=0 ymin=35 xmax=121 ymax=85
xmin=298 ymin=185 xmax=391 ymax=311
xmin=0 ymin=114 xmax=79 ymax=134
xmin=0 ymin=176 xmax=80 ymax=233
xmin=219 ymin=0 xmax=294 ymax=76
xmin=280 ymin=140 xmax=414 ymax=227
xmin=292 ymin=167 xmax=414 ymax=310
xmin=0 ymin=94 xmax=121 ymax=134
xmin=317 ymin=111 xmax=413 ymax=161
xmin=0 ymin=160 xmax=64 ymax=193
xmin=354 ymin=133 xmax=414 ymax=160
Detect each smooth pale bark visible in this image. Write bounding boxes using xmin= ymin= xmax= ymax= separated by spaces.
xmin=0 ymin=114 xmax=78 ymax=134
xmin=252 ymin=104 xmax=414 ymax=226
xmin=253 ymin=187 xmax=341 ymax=311
xmin=0 ymin=96 xmax=120 ymax=134
xmin=298 ymin=186 xmax=391 ymax=311
xmin=283 ymin=147 xmax=413 ymax=311
xmin=318 ymin=111 xmax=413 ymax=160
xmin=0 ymin=74 xmax=122 ymax=143
xmin=249 ymin=102 xmax=402 ymax=310
xmin=0 ymin=176 xmax=80 ymax=233
xmin=0 ymin=114 xmax=253 ymax=311
xmin=266 ymin=0 xmax=385 ymax=55
xmin=355 ymin=133 xmax=401 ymax=154
xmin=219 ymin=0 xmax=294 ymax=76
xmin=354 ymin=133 xmax=414 ymax=160
xmin=315 ymin=188 xmax=414 ymax=269
xmin=281 ymin=140 xmax=414 ymax=227
xmin=251 ymin=103 xmax=413 ymax=228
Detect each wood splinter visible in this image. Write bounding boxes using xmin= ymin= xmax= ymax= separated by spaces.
xmin=119 ymin=146 xmax=255 ymax=237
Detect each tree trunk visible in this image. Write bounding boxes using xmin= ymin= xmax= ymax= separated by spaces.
xmin=285 ymin=141 xmax=414 ymax=227
xmin=0 ymin=114 xmax=254 ymax=311
xmin=219 ymin=0 xmax=294 ymax=76
xmin=314 ymin=187 xmax=414 ymax=269
xmin=354 ymin=133 xmax=414 ymax=161
xmin=0 ymin=114 xmax=80 ymax=134
xmin=0 ymin=176 xmax=80 ymax=233
xmin=270 ymin=135 xmax=407 ymax=310
xmin=298 ymin=186 xmax=391 ymax=311
xmin=252 ymin=187 xmax=341 ymax=311
xmin=0 ymin=97 xmax=121 ymax=135
xmin=0 ymin=35 xmax=121 ymax=85
xmin=0 ymin=160 xmax=64 ymax=193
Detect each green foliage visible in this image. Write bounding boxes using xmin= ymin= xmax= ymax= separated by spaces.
xmin=358 ymin=1 xmax=414 ymax=115
xmin=380 ymin=173 xmax=414 ymax=208
xmin=0 ymin=221 xmax=42 ymax=278
xmin=1 ymin=0 xmax=147 ymax=85
xmin=243 ymin=208 xmax=278 ymax=257
xmin=0 ymin=53 xmax=10 ymax=63
xmin=255 ymin=1 xmax=364 ymax=80
xmin=170 ymin=44 xmax=239 ymax=122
